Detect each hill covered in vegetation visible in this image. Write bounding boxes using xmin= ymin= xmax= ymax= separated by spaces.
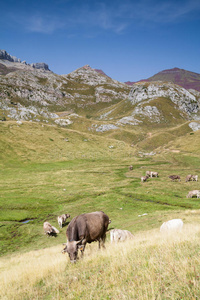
xmin=1 ymin=51 xmax=200 ymax=299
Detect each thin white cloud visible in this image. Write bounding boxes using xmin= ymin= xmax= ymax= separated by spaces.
xmin=129 ymin=0 xmax=200 ymax=24
xmin=7 ymin=12 xmax=65 ymax=34
xmin=26 ymin=14 xmax=65 ymax=34
xmin=4 ymin=0 xmax=200 ymax=35
xmin=66 ymin=0 xmax=200 ymax=32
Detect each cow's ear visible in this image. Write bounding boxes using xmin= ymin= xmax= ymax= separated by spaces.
xmin=78 ymin=245 xmax=84 ymax=251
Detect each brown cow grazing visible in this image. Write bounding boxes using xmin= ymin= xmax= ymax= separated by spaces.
xmin=57 ymin=214 xmax=70 ymax=228
xmin=129 ymin=165 xmax=133 ymax=170
xmin=185 ymin=174 xmax=193 ymax=182
xmin=43 ymin=222 xmax=59 ymax=236
xmin=62 ymin=211 xmax=110 ymax=263
xmin=169 ymin=175 xmax=181 ymax=182
xmin=141 ymin=175 xmax=149 ymax=182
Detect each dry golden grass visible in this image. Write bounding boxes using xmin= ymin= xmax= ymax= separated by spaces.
xmin=1 ymin=223 xmax=200 ymax=299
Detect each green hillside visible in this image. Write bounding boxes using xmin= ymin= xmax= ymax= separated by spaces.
xmin=1 ymin=55 xmax=200 ymax=299
xmin=1 ymin=120 xmax=200 ymax=257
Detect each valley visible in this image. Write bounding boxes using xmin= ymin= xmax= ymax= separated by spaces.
xmin=1 ymin=50 xmax=200 ymax=299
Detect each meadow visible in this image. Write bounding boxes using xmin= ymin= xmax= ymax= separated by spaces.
xmin=1 ymin=120 xmax=200 ymax=299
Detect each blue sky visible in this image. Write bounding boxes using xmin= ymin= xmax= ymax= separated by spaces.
xmin=0 ymin=0 xmax=200 ymax=82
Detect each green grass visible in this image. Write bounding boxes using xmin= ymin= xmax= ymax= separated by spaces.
xmin=2 ymin=224 xmax=200 ymax=299
xmin=1 ymin=120 xmax=200 ymax=258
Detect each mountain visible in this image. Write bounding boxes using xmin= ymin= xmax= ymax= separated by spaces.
xmin=1 ymin=49 xmax=200 ymax=152
xmin=0 ymin=57 xmax=131 ymax=125
xmin=125 ymin=68 xmax=200 ymax=92
xmin=0 ymin=49 xmax=50 ymax=71
xmin=147 ymin=68 xmax=200 ymax=92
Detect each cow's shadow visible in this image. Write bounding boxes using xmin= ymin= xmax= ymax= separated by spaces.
xmin=61 ymin=221 xmax=70 ymax=228
xmin=48 ymin=232 xmax=58 ymax=237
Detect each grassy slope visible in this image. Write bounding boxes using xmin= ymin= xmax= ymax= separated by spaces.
xmin=1 ymin=223 xmax=200 ymax=299
xmin=1 ymin=120 xmax=200 ymax=298
xmin=1 ymin=120 xmax=200 ymax=255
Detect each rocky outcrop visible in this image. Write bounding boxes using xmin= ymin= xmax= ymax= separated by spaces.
xmin=188 ymin=122 xmax=200 ymax=131
xmin=65 ymin=65 xmax=129 ymax=89
xmin=90 ymin=123 xmax=119 ymax=132
xmin=31 ymin=63 xmax=50 ymax=71
xmin=0 ymin=50 xmax=21 ymax=63
xmin=128 ymin=82 xmax=199 ymax=115
xmin=0 ymin=49 xmax=50 ymax=71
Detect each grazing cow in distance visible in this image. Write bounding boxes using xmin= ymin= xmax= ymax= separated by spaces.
xmin=192 ymin=175 xmax=198 ymax=182
xmin=187 ymin=190 xmax=200 ymax=198
xmin=57 ymin=213 xmax=70 ymax=228
xmin=141 ymin=175 xmax=149 ymax=182
xmin=110 ymin=229 xmax=134 ymax=243
xmin=43 ymin=222 xmax=59 ymax=236
xmin=160 ymin=219 xmax=183 ymax=233
xmin=151 ymin=171 xmax=159 ymax=177
xmin=169 ymin=175 xmax=181 ymax=182
xmin=62 ymin=211 xmax=110 ymax=263
xmin=146 ymin=171 xmax=159 ymax=177
xmin=185 ymin=174 xmax=193 ymax=182
xmin=129 ymin=165 xmax=133 ymax=170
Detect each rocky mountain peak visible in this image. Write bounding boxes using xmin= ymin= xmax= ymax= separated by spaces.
xmin=65 ymin=64 xmax=127 ymax=88
xmin=0 ymin=49 xmax=50 ymax=72
xmin=30 ymin=63 xmax=50 ymax=71
xmin=82 ymin=64 xmax=92 ymax=70
xmin=0 ymin=49 xmax=21 ymax=63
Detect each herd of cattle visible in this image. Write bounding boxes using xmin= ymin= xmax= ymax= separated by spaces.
xmin=43 ymin=210 xmax=184 ymax=263
xmin=41 ymin=168 xmax=198 ymax=263
xmin=43 ymin=211 xmax=110 ymax=263
xmin=140 ymin=169 xmax=199 ymax=198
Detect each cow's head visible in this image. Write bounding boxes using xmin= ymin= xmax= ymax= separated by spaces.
xmin=62 ymin=240 xmax=83 ymax=263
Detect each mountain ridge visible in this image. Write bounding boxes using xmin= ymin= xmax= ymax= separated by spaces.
xmin=1 ymin=49 xmax=200 ymax=153
xmin=0 ymin=49 xmax=50 ymax=71
xmin=125 ymin=67 xmax=200 ymax=92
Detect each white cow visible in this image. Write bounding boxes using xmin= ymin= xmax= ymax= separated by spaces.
xmin=43 ymin=222 xmax=60 ymax=235
xmin=141 ymin=175 xmax=149 ymax=182
xmin=187 ymin=190 xmax=200 ymax=198
xmin=185 ymin=174 xmax=193 ymax=182
xmin=160 ymin=219 xmax=183 ymax=233
xmin=146 ymin=171 xmax=158 ymax=177
xmin=150 ymin=171 xmax=159 ymax=177
xmin=110 ymin=229 xmax=134 ymax=243
xmin=192 ymin=175 xmax=198 ymax=182
xmin=57 ymin=213 xmax=70 ymax=228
